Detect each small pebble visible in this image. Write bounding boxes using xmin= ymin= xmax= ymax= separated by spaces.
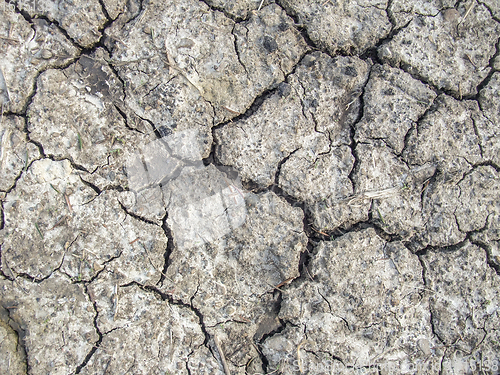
xmin=41 ymin=49 xmax=53 ymax=59
xmin=442 ymin=8 xmax=460 ymax=22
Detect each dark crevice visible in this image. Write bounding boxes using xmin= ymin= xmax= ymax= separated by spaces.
xmin=231 ymin=23 xmax=249 ymax=76
xmin=107 ymin=58 xmax=127 ymax=97
xmin=202 ymin=138 xmax=219 ymax=167
xmin=406 ymin=94 xmax=440 ymax=145
xmin=318 ymin=218 xmax=401 ymax=244
xmin=471 ymin=115 xmax=485 ymax=159
xmin=158 ymin=212 xmax=176 ymax=286
xmin=118 ymin=201 xmax=158 ymax=226
xmin=119 ymin=0 xmax=145 ymax=29
xmin=0 ymin=148 xmax=43 ymax=197
xmin=87 ymin=251 xmax=123 ymax=284
xmin=346 ymin=66 xmax=371 ymax=194
xmin=17 ymin=57 xmax=79 ymax=116
xmin=469 ymin=236 xmax=500 ymax=276
xmin=428 ymin=307 xmax=448 ymax=348
xmin=471 ymin=160 xmax=500 ymax=173
xmin=66 ymin=249 xmax=123 ymax=285
xmin=185 ymin=352 xmax=194 ymax=375
xmin=9 ymin=254 xmax=68 ymax=284
xmin=0 ymin=245 xmax=8 ymax=279
xmin=27 ymin=138 xmax=46 ymax=159
xmin=367 ymin=204 xmax=404 ymax=242
xmin=133 ymin=113 xmax=164 ymax=140
xmin=478 ymin=1 xmax=500 ymax=24
xmin=385 ymin=0 xmax=397 ymax=29
xmin=27 ymin=117 xmax=93 ymax=174
xmin=1 ymin=304 xmax=29 ymax=373
xmin=6 ymin=0 xmax=85 ymax=51
xmin=274 ymin=0 xmax=320 ymax=53
xmin=316 ymin=350 xmax=345 ymax=367
xmin=75 ymin=284 xmax=104 ymax=374
xmin=471 ymin=36 xmax=500 ymax=100
xmin=276 ymin=0 xmax=411 ymax=60
xmin=273 ymin=148 xmax=299 ymax=187
xmin=217 ymin=85 xmax=278 ymax=127
xmin=46 ymin=154 xmax=90 ymax=173
xmin=398 ymin=62 xmax=468 ymax=101
xmin=129 ymin=282 xmax=212 ymax=347
xmin=97 ymin=0 xmax=112 ymax=23
xmin=0 ymin=248 xmax=17 ymax=282
xmin=298 ymin=234 xmax=315 ymax=281
xmin=0 ymin=199 xmax=4 ymax=231
xmin=202 ymin=51 xmax=312 ymax=168
xmin=197 ymin=0 xmax=248 ymax=23
xmin=317 ymin=288 xmax=333 ymax=312
xmin=401 ymin=124 xmax=415 ymax=158
xmin=257 ymin=317 xmax=288 ymax=373
xmin=419 ymin=167 xmax=439 ymax=212
xmin=420 ymin=238 xmax=470 ymax=255
xmin=79 ymin=176 xmax=102 ymax=195
xmin=113 ymin=104 xmax=144 ymax=135
xmin=415 ymin=253 xmax=448 ymax=347
xmin=359 ymin=18 xmax=413 ymax=64
xmin=79 ymin=2 xmax=117 ymax=55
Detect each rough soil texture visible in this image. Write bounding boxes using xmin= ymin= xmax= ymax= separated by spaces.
xmin=1 ymin=0 xmax=499 ymax=374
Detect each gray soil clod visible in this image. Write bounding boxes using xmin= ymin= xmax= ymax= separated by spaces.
xmin=1 ymin=0 xmax=500 ymax=374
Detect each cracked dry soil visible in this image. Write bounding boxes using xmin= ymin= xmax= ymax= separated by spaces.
xmin=0 ymin=0 xmax=500 ymax=374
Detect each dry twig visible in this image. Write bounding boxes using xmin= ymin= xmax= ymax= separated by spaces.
xmin=214 ymin=334 xmax=231 ymax=375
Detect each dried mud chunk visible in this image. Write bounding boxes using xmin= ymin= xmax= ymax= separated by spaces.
xmin=478 ymin=72 xmax=500 ymax=166
xmin=161 ymin=164 xmax=245 ymax=250
xmin=59 ymin=189 xmax=166 ymax=283
xmin=0 ymin=6 xmax=78 ymax=113
xmin=104 ymin=0 xmax=305 ymax=135
xmin=389 ymin=0 xmax=456 ymax=28
xmin=455 ymin=166 xmax=500 ymax=234
xmin=355 ymin=64 xmax=437 ymax=154
xmin=403 ymin=94 xmax=482 ymax=170
xmin=279 ymin=0 xmax=391 ymax=54
xmin=401 ymin=94 xmax=496 ymax=249
xmin=309 ymin=197 xmax=370 ymax=233
xmin=0 ymin=273 xmax=98 ymax=375
xmin=28 ymin=52 xmax=155 ymax=185
xmin=80 ymin=284 xmax=209 ymax=375
xmin=293 ymin=53 xmax=371 ymax=144
xmin=379 ymin=4 xmax=500 ymax=96
xmin=216 ymin=53 xmax=369 ymax=187
xmin=422 ymin=242 xmax=500 ymax=358
xmin=188 ymin=348 xmax=225 ymax=374
xmin=481 ymin=0 xmax=500 ymax=18
xmin=353 ymin=142 xmax=436 ymax=239
xmin=159 ymin=186 xmax=304 ymax=371
xmin=278 ymin=146 xmax=354 ymax=204
xmin=264 ymin=228 xmax=438 ymax=372
xmin=233 ymin=4 xmax=307 ymax=90
xmin=17 ymin=0 xmax=107 ymax=48
xmin=162 ymin=191 xmax=307 ymax=327
xmin=470 ymin=199 xmax=500 ymax=269
xmin=0 ymin=115 xmax=39 ymax=192
xmin=2 ymin=159 xmax=86 ymax=278
xmin=409 ymin=166 xmax=500 ymax=250
xmin=0 ymin=318 xmax=27 ymax=375
xmin=101 ymin=0 xmax=128 ymax=20
xmin=1 ymin=159 xmax=166 ymax=281
xmin=205 ymin=297 xmax=277 ymax=372
xmin=215 ymin=90 xmax=314 ymax=186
